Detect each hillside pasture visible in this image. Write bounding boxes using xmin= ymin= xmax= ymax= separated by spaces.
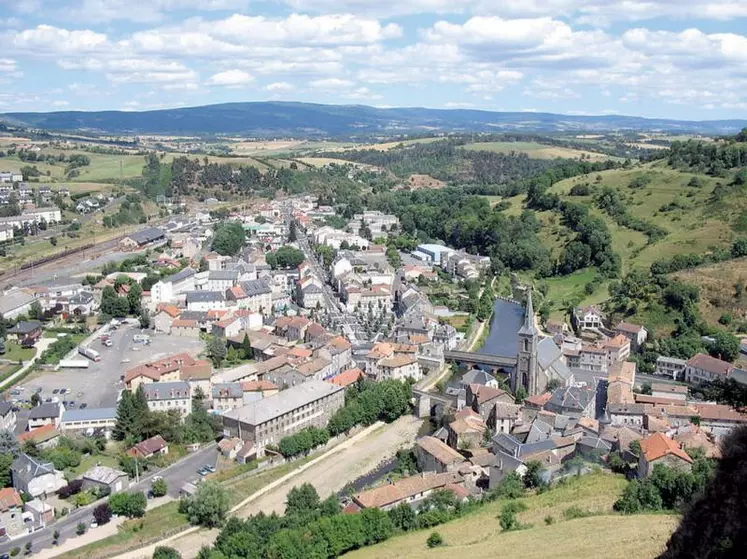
xmin=463 ymin=141 xmax=611 ymax=162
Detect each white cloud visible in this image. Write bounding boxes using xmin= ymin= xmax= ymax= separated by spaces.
xmin=52 ymin=100 xmax=69 ymax=107
xmin=309 ymin=78 xmax=356 ymax=90
xmin=0 ymin=59 xmax=18 ymax=73
xmin=206 ymin=69 xmax=254 ymax=86
xmin=8 ymin=24 xmax=108 ymax=54
xmin=265 ymin=81 xmax=295 ymax=92
xmin=345 ymin=87 xmax=382 ymax=100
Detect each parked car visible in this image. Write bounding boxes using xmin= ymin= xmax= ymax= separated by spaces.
xmin=80 ymin=403 xmax=88 ymax=409
xmin=53 ymin=389 xmax=60 ymax=394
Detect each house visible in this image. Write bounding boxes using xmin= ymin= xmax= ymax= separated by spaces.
xmin=465 ymin=384 xmax=514 ymax=426
xmin=82 ymin=466 xmax=129 ymax=494
xmin=5 ymin=320 xmax=42 ymax=344
xmin=0 ymin=402 xmax=16 ymax=432
xmin=229 ymin=279 xmax=272 ymax=314
xmin=119 ymin=227 xmax=165 ymax=251
xmin=241 ymin=380 xmax=279 ymax=399
xmin=153 ymin=304 xmax=182 ymax=333
xmin=545 ymin=385 xmax=596 ymax=419
xmin=376 ymin=354 xmax=421 ymax=382
xmin=212 ymin=317 xmax=242 ymax=339
xmin=573 ymin=305 xmax=605 ymax=331
xmin=608 ymin=403 xmax=648 ymax=427
xmin=66 ymin=291 xmax=96 ymax=315
xmin=128 ymin=435 xmax=169 ymax=459
xmin=186 ymin=291 xmax=226 ymax=312
xmin=142 ymin=381 xmax=192 ymax=418
xmin=171 ymin=319 xmax=201 ymax=337
xmin=124 ymin=352 xmax=211 ymax=390
xmin=218 ymin=437 xmax=244 ymax=460
xmin=0 ymin=488 xmax=25 ymax=539
xmin=11 ymin=454 xmax=66 ymax=497
xmin=18 ymin=425 xmax=60 ymax=450
xmin=638 ymin=433 xmax=693 ymax=478
xmin=350 ymin=472 xmax=464 ymax=511
xmin=448 ymin=408 xmax=487 ymax=450
xmin=433 ymin=323 xmax=458 ymax=350
xmin=236 ymin=441 xmax=256 ymax=464
xmin=296 ymin=357 xmax=332 ymax=382
xmin=23 ymin=499 xmax=54 ymax=530
xmin=60 ymin=407 xmax=117 ymax=434
xmin=603 ymin=335 xmax=631 ymax=367
xmin=615 ymin=322 xmax=648 ymax=349
xmin=651 ymin=383 xmax=688 ymax=402
xmin=206 ymin=270 xmax=239 ymax=292
xmin=151 ymin=268 xmax=196 ymax=305
xmin=684 ymin=353 xmax=734 ymax=385
xmin=415 ymin=436 xmax=465 ymax=473
xmin=328 ymin=368 xmax=364 ymax=389
xmin=656 ymin=356 xmax=688 ymax=380
xmin=0 ymin=289 xmax=38 ymax=320
xmin=27 ymin=402 xmax=64 ymax=430
xmin=460 ymin=369 xmax=500 ymax=389
xmin=579 ymin=344 xmax=608 ymax=373
xmin=212 ymin=383 xmax=244 ymax=412
xmin=492 ymin=403 xmax=523 ymax=435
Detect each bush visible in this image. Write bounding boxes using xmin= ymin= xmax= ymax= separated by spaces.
xmin=563 ymin=506 xmax=593 ymax=520
xmin=74 ymin=491 xmax=97 ymax=507
xmin=544 ymin=515 xmax=555 ymax=525
xmin=76 ymin=522 xmax=86 ymax=535
xmin=183 ymin=481 xmax=229 ymax=528
xmin=499 ymin=501 xmax=528 ymax=532
xmin=93 ymin=503 xmax=112 ymax=525
xmin=10 ymin=547 xmax=20 ymax=557
xmin=427 ymin=532 xmax=444 ymax=548
xmin=58 ymin=479 xmax=84 ymax=499
xmin=109 ymin=491 xmax=147 ymax=518
xmin=153 ymin=547 xmax=182 ymax=559
xmin=151 ymin=478 xmax=168 ymax=498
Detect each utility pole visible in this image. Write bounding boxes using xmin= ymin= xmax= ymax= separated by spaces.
xmin=135 ymin=456 xmax=139 ymax=484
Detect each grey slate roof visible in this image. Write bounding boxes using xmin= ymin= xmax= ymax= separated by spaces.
xmin=224 ymin=380 xmax=343 ymax=426
xmin=69 ymin=291 xmax=94 ymax=305
xmin=537 ymin=337 xmax=573 ymax=381
xmin=11 ymin=454 xmax=56 ymax=486
xmin=62 ymin=407 xmax=117 ymax=423
xmin=127 ymin=227 xmax=164 ymax=245
xmin=28 ymin=402 xmax=62 ymax=420
xmin=179 ymin=311 xmax=208 ymax=321
xmin=461 ymin=369 xmax=497 ymax=387
xmin=163 ymin=267 xmax=195 ymax=285
xmin=0 ymin=401 xmax=13 ymax=417
xmin=302 ymin=284 xmax=323 ymax=294
xmin=212 ymin=382 xmax=243 ymax=399
xmin=8 ymin=320 xmax=42 ymax=335
xmin=525 ymin=418 xmax=555 ymax=444
xmin=547 ymin=385 xmax=594 ymax=413
xmin=241 ymin=279 xmax=271 ymax=296
xmin=186 ymin=291 xmax=224 ymax=303
xmin=143 ymin=381 xmax=190 ymax=400
xmin=209 ymin=270 xmax=239 ymax=281
xmin=577 ymin=436 xmax=612 ymax=451
xmin=517 ymin=288 xmax=539 ymax=337
xmin=83 ymin=465 xmax=128 ymax=485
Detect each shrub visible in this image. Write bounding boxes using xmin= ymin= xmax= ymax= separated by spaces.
xmin=109 ymin=491 xmax=147 ymax=518
xmin=499 ymin=501 xmax=528 ymax=532
xmin=93 ymin=503 xmax=112 ymax=525
xmin=563 ymin=506 xmax=593 ymax=520
xmin=427 ymin=532 xmax=444 ymax=548
xmin=10 ymin=546 xmax=20 ymax=556
xmin=76 ymin=522 xmax=86 ymax=535
xmin=153 ymin=547 xmax=182 ymax=559
xmin=544 ymin=515 xmax=555 ymax=525
xmin=151 ymin=478 xmax=168 ymax=498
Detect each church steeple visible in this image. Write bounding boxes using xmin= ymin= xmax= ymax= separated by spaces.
xmin=518 ymin=287 xmax=539 ymax=337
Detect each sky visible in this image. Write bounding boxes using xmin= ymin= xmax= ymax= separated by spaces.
xmin=1 ymin=0 xmax=747 ymax=120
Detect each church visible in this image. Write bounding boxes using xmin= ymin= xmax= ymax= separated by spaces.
xmin=511 ymin=289 xmax=574 ymax=396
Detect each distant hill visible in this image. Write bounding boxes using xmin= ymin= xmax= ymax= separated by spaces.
xmin=2 ymin=102 xmax=746 ymax=137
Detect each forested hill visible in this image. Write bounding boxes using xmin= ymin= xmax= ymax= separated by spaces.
xmin=2 ymin=102 xmax=747 ymax=136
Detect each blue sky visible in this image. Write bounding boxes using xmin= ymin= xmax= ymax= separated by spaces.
xmin=1 ymin=0 xmax=746 ymax=120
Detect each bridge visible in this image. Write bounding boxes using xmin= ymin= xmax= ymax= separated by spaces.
xmin=412 ymin=388 xmax=458 ymax=419
xmin=444 ymin=350 xmax=517 ymax=369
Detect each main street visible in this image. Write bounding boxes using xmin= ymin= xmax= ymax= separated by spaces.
xmin=0 ymin=443 xmax=217 ymax=556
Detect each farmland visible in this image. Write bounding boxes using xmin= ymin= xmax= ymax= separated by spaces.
xmin=346 ymin=473 xmax=677 ymax=559
xmin=463 ymin=140 xmax=611 ymax=162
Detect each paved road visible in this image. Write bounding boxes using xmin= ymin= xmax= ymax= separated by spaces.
xmin=0 ymin=443 xmax=217 ymax=556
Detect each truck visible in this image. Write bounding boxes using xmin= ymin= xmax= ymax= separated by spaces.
xmin=78 ymin=346 xmax=101 ymax=362
xmin=59 ymin=358 xmax=90 ymax=369
xmin=133 ymin=334 xmax=150 ymax=344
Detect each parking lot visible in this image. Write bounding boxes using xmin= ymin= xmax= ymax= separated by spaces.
xmin=12 ymin=325 xmax=205 ymax=431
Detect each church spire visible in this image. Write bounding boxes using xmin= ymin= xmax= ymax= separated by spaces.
xmin=518 ymin=286 xmax=539 ymax=336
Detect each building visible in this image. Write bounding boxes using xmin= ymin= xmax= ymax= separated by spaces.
xmin=186 ymin=291 xmax=226 ymax=311
xmin=328 ymin=368 xmax=364 ymax=389
xmin=0 ymin=488 xmax=25 ymax=539
xmin=206 ymin=270 xmax=239 ymax=292
xmin=412 ymin=243 xmax=453 ymax=265
xmin=151 ymin=268 xmax=196 ymax=305
xmin=82 ymin=466 xmax=129 ymax=494
xmin=615 ymin=322 xmax=648 ymax=349
xmin=447 ymin=408 xmax=487 ymax=450
xmin=0 ymin=171 xmax=22 ymax=183
xmin=573 ymin=305 xmax=604 ymax=331
xmin=0 ymin=289 xmax=38 ymax=320
xmin=153 ymin=304 xmax=182 ymax=333
xmin=212 ymin=383 xmax=244 ymax=412
xmin=416 ymin=436 xmax=465 ymax=473
xmin=638 ymin=433 xmax=693 ymax=478
xmin=603 ymin=335 xmax=631 ymax=367
xmin=241 ymin=379 xmax=279 ymax=399
xmin=119 ymin=227 xmax=165 ymax=251
xmin=142 ymin=381 xmax=192 ymax=418
xmin=656 ymin=356 xmax=687 ymax=380
xmin=128 ymin=435 xmax=169 ymax=459
xmin=545 ymin=385 xmax=596 ymax=418
xmin=579 ymin=344 xmax=608 ymax=373
xmin=222 ymin=380 xmax=345 ymax=456
xmin=350 ymin=472 xmax=464 ymax=511
xmin=18 ymin=425 xmax=60 ymax=450
xmin=124 ymin=352 xmax=211 ymax=390
xmin=60 ymin=407 xmax=117 ymax=434
xmin=376 ymin=354 xmax=422 ymax=382
xmin=11 ymin=454 xmax=66 ymax=498
xmin=5 ymin=320 xmax=42 ymax=344
xmin=27 ymin=402 xmax=64 ymax=430
xmin=684 ymin=353 xmax=734 ymax=385
xmin=0 ymin=402 xmax=17 ymax=433
xmin=651 ymin=383 xmax=688 ymax=402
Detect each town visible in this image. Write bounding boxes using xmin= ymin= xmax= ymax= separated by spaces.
xmin=0 ymin=185 xmax=745 ymax=558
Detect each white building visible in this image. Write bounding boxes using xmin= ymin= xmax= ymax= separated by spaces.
xmin=142 ymin=382 xmax=192 ymax=418
xmin=655 ymin=356 xmax=688 ymax=380
xmin=186 ymin=291 xmax=226 ymax=312
xmin=151 ymin=268 xmax=196 ymax=305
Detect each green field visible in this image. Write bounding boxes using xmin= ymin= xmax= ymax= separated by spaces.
xmin=346 ymin=473 xmax=677 ymax=559
xmin=2 ymin=343 xmax=35 ymax=363
xmin=463 ymin=141 xmax=611 ymax=162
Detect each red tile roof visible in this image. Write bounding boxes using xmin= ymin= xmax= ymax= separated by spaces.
xmin=0 ymin=488 xmax=23 ymax=511
xmin=157 ymin=304 xmax=181 ymax=318
xmin=686 ymin=353 xmax=733 ymax=376
xmin=329 ymin=368 xmax=364 ymax=388
xmin=18 ymin=424 xmax=59 ymax=443
xmin=129 ymin=435 xmax=168 ymax=457
xmin=125 ymin=352 xmax=201 ymax=383
xmin=641 ymin=433 xmax=692 ymax=464
xmin=241 ymin=379 xmax=279 ymax=392
xmin=616 ymin=321 xmax=645 ymax=334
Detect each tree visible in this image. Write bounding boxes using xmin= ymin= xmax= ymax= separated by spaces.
xmin=24 ymin=541 xmax=32 ymax=555
xmin=128 ymin=283 xmax=143 ymax=315
xmin=388 ymin=502 xmax=417 ymax=531
xmin=198 ymin=257 xmax=209 ymax=272
xmin=52 ymin=530 xmax=60 ymax=545
xmin=240 ymin=333 xmax=253 ymax=360
xmin=184 ymin=481 xmax=229 ymax=528
xmin=709 ymin=330 xmax=740 ymax=362
xmin=153 ymin=547 xmax=182 ymax=559
xmin=545 ymin=378 xmax=562 ymax=393
xmin=0 ymin=429 xmax=20 ymax=458
xmin=207 ymin=336 xmax=227 ymax=368
xmin=76 ymin=522 xmax=87 ymax=535
xmin=28 ymin=300 xmax=43 ymax=321
xmin=523 ymin=460 xmax=545 ymax=489
xmin=109 ymin=491 xmax=147 ymax=518
xmin=113 ymin=390 xmax=137 ymax=441
xmin=30 ymin=393 xmax=42 ymax=407
xmin=286 ymin=483 xmax=320 ymax=518
xmin=139 ymin=310 xmax=151 ymax=329
xmin=152 ymin=478 xmax=168 ymax=498
xmin=93 ymin=503 xmax=112 ymax=525
xmin=212 ymin=222 xmax=246 ymax=256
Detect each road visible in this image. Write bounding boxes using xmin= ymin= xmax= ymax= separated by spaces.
xmin=0 ymin=443 xmax=217 ymax=556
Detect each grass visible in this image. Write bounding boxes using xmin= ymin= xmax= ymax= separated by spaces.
xmin=0 ymin=363 xmax=22 ymax=384
xmin=463 ymin=141 xmax=611 ymax=162
xmin=532 ymin=269 xmax=611 ymax=321
xmin=57 ymin=501 xmax=190 ymax=559
xmin=69 ymin=453 xmax=121 ymax=477
xmin=345 ymin=473 xmax=678 ymax=559
xmin=443 ymin=314 xmax=470 ymax=333
xmin=2 ymin=343 xmax=35 ymax=363
xmin=225 ymin=455 xmax=315 ymax=507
